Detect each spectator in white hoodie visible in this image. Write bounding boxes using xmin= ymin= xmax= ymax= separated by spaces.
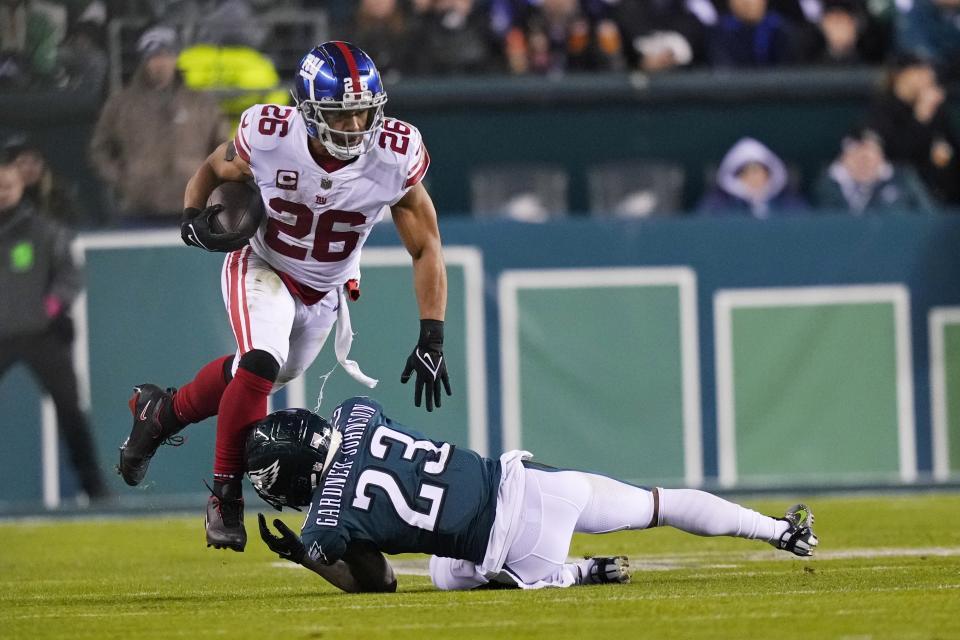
xmin=698 ymin=137 xmax=809 ymax=218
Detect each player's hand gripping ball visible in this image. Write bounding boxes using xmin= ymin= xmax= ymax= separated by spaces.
xmin=181 ymin=182 xmax=264 ymax=252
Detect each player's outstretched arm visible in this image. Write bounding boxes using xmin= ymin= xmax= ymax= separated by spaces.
xmin=258 ymin=514 xmax=397 ymax=594
xmin=392 ymin=182 xmax=452 ymax=411
xmin=180 ymin=141 xmax=255 ymax=251
xmin=312 ymin=541 xmax=398 ymax=594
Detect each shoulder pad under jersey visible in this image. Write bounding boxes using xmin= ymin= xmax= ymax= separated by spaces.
xmin=235 ymin=104 xmax=298 ymax=161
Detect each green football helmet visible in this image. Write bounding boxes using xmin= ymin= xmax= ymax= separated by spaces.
xmin=245 ymin=408 xmax=338 ymax=511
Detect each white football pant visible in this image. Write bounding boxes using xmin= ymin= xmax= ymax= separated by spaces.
xmin=430 ymin=467 xmax=784 ymax=590
xmin=220 ymin=246 xmax=338 ymax=391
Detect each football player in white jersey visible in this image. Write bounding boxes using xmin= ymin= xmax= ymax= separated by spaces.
xmin=117 ymin=42 xmax=451 ymax=552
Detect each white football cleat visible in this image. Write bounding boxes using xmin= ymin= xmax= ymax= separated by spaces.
xmin=581 ymin=556 xmax=631 ymax=584
xmin=771 ymin=503 xmax=819 ymax=557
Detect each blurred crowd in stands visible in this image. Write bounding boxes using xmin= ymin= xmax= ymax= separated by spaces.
xmin=0 ymin=0 xmax=958 ymax=226
xmin=4 ymin=0 xmax=960 ymax=84
xmin=339 ymin=0 xmax=960 ymax=78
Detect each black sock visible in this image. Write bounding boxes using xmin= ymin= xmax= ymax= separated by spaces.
xmin=213 ymin=474 xmax=241 ymax=499
xmin=159 ymin=395 xmax=186 ymax=432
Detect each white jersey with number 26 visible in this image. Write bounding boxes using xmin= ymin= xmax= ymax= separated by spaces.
xmin=233 ymin=104 xmax=430 ymax=293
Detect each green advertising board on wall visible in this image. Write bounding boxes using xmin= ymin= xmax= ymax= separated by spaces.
xmin=498 ymin=268 xmax=702 ymax=487
xmin=930 ymin=308 xmax=960 ymax=480
xmin=715 ymin=285 xmax=915 ymax=487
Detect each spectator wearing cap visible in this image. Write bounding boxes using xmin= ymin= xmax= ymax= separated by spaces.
xmin=3 ymin=134 xmax=85 ymax=227
xmin=698 ymin=137 xmax=809 ymax=217
xmin=865 ymin=53 xmax=960 ymax=205
xmin=813 ymin=126 xmax=935 ymax=214
xmin=88 ymin=26 xmax=227 ymax=223
xmin=895 ymin=0 xmax=960 ymax=80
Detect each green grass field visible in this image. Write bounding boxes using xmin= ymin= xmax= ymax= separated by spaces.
xmin=2 ymin=493 xmax=959 ymax=639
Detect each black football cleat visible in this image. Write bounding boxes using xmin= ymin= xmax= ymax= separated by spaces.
xmin=117 ymin=384 xmax=183 ymax=486
xmin=205 ymin=481 xmax=247 ymax=552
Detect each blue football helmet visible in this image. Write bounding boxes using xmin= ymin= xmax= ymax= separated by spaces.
xmin=291 ymin=41 xmax=388 ymax=160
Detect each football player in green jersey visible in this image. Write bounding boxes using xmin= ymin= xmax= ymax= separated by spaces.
xmin=249 ymin=397 xmax=818 ymax=593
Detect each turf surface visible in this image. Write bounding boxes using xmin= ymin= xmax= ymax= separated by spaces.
xmin=2 ymin=493 xmax=959 ymax=639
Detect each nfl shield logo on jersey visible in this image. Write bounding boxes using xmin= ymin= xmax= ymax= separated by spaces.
xmin=320 ymin=177 xmax=333 ymax=190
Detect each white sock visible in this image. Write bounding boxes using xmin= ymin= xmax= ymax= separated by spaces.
xmin=657 ymin=488 xmax=789 ymax=542
xmin=569 ymin=560 xmax=587 ymax=585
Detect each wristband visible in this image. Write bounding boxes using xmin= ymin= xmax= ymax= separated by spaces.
xmin=418 ymin=319 xmax=444 ymax=348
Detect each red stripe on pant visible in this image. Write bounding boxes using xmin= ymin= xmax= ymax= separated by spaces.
xmin=240 ymin=248 xmax=253 ymax=351
xmin=213 ymin=367 xmax=275 ymax=476
xmin=228 ymin=248 xmax=251 ymax=352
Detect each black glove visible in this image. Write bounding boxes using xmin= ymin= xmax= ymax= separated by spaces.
xmin=180 ymin=206 xmax=250 ymax=252
xmin=258 ymin=513 xmax=306 ymax=564
xmin=400 ymin=319 xmax=452 ymax=412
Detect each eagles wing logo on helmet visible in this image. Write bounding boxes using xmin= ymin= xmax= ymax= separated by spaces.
xmin=248 ymin=459 xmax=281 ymax=492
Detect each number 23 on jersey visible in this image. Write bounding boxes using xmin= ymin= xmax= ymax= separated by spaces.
xmin=351 ymin=425 xmax=452 ymax=532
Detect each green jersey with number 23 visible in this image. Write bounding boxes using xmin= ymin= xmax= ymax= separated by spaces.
xmin=300 ymin=397 xmax=500 ymax=566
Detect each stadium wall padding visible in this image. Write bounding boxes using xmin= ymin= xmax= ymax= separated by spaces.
xmin=3 ymin=214 xmax=960 ymax=509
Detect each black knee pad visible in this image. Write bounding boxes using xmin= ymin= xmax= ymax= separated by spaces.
xmin=238 ymin=349 xmax=280 ymax=382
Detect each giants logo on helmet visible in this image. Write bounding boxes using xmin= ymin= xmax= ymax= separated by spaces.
xmin=248 ymin=459 xmax=281 ymax=492
xmin=299 ymin=53 xmax=324 ymax=80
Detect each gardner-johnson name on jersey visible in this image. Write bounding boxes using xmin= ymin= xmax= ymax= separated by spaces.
xmin=313 ymin=401 xmax=378 ymax=527
xmin=313 ymin=460 xmax=353 ymax=527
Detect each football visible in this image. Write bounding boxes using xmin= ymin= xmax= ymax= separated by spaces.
xmin=206 ymin=181 xmax=265 ymax=237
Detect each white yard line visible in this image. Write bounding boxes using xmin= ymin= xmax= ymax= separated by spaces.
xmin=269 ymin=546 xmax=960 ymax=576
